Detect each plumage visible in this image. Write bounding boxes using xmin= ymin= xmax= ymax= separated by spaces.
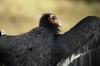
xmin=0 ymin=13 xmax=100 ymax=66
xmin=55 ymin=16 xmax=100 ymax=66
xmin=0 ymin=27 xmax=55 ymax=66
xmin=0 ymin=13 xmax=60 ymax=66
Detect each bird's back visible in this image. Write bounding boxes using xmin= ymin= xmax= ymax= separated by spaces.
xmin=0 ymin=27 xmax=55 ymax=66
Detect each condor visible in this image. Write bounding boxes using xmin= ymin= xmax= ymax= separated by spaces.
xmin=0 ymin=13 xmax=100 ymax=66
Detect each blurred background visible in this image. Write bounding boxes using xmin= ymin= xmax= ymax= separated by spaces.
xmin=0 ymin=0 xmax=100 ymax=35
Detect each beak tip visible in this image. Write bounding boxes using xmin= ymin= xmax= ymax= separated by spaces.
xmin=59 ymin=22 xmax=61 ymax=27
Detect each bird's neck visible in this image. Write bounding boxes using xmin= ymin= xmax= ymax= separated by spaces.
xmin=41 ymin=25 xmax=60 ymax=35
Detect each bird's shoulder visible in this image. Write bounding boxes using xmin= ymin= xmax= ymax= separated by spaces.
xmin=27 ymin=27 xmax=54 ymax=37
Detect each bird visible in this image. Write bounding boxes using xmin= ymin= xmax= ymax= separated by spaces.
xmin=0 ymin=13 xmax=61 ymax=66
xmin=0 ymin=13 xmax=100 ymax=66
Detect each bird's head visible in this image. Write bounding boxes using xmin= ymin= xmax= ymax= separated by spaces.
xmin=39 ymin=13 xmax=61 ymax=34
xmin=39 ymin=13 xmax=61 ymax=27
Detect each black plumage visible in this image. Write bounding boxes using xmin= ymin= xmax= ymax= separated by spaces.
xmin=0 ymin=13 xmax=60 ymax=66
xmin=0 ymin=13 xmax=100 ymax=66
xmin=54 ymin=16 xmax=100 ymax=66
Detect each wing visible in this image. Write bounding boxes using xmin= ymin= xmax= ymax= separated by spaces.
xmin=52 ymin=16 xmax=100 ymax=66
xmin=0 ymin=27 xmax=54 ymax=66
xmin=68 ymin=46 xmax=100 ymax=66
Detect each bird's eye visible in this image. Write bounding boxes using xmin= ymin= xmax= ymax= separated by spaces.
xmin=51 ymin=16 xmax=57 ymax=20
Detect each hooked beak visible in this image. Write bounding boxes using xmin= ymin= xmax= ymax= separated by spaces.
xmin=54 ymin=19 xmax=61 ymax=27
